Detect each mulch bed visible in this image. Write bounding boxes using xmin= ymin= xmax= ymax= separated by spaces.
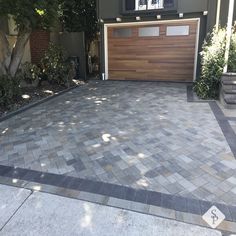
xmin=0 ymin=81 xmax=84 ymax=118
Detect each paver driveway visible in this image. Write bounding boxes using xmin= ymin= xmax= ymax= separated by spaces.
xmin=1 ymin=81 xmax=236 ymax=205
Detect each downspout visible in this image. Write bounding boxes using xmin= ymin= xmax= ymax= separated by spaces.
xmin=224 ymin=0 xmax=235 ymax=73
xmin=216 ymin=0 xmax=221 ymax=31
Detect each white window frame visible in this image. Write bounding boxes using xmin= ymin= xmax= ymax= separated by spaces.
xmin=166 ymin=25 xmax=190 ymax=36
xmin=148 ymin=0 xmax=164 ymax=10
xmin=135 ymin=0 xmax=163 ymax=11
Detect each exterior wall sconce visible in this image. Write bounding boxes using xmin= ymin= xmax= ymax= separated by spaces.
xmin=156 ymin=15 xmax=161 ymax=20
xmin=203 ymin=11 xmax=208 ymax=16
xmin=116 ymin=18 xmax=122 ymax=22
xmin=136 ymin=16 xmax=141 ymax=21
xmin=179 ymin=13 xmax=184 ymax=18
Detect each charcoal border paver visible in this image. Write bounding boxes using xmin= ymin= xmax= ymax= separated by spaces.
xmin=0 ymin=164 xmax=236 ymax=224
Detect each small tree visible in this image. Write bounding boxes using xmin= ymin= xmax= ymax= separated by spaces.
xmin=59 ymin=0 xmax=98 ymax=52
xmin=228 ymin=29 xmax=236 ymax=72
xmin=194 ymin=27 xmax=226 ymax=99
xmin=0 ymin=0 xmax=58 ymax=78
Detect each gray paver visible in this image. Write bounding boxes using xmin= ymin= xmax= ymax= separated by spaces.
xmin=0 ymin=81 xmax=236 ymax=205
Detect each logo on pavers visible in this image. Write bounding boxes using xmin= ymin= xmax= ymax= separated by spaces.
xmin=202 ymin=206 xmax=225 ymax=229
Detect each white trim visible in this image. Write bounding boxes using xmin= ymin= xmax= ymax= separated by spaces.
xmin=216 ymin=0 xmax=221 ymax=31
xmin=194 ymin=18 xmax=200 ymax=81
xmin=104 ymin=18 xmax=200 ymax=82
xmin=224 ymin=0 xmax=235 ymax=73
xmin=104 ymin=25 xmax=108 ymax=80
xmin=105 ymin=18 xmax=200 ymax=27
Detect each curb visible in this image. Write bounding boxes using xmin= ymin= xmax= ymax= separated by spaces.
xmin=0 ymin=85 xmax=78 ymax=123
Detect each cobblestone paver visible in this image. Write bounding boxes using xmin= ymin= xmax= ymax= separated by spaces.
xmin=0 ymin=81 xmax=236 ymax=205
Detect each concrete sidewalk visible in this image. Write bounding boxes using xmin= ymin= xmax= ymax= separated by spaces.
xmin=0 ymin=184 xmax=222 ymax=236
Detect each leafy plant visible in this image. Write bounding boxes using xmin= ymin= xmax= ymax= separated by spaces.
xmin=228 ymin=31 xmax=236 ymax=72
xmin=0 ymin=75 xmax=21 ymax=107
xmin=194 ymin=27 xmax=226 ymax=99
xmin=40 ymin=43 xmax=70 ymax=86
xmin=20 ymin=62 xmax=41 ymax=84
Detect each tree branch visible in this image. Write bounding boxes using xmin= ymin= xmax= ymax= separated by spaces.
xmin=0 ymin=30 xmax=11 ymax=75
xmin=8 ymin=29 xmax=31 ymax=77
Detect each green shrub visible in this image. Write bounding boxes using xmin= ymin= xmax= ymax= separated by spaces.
xmin=19 ymin=62 xmax=41 ymax=84
xmin=229 ymin=31 xmax=236 ymax=72
xmin=40 ymin=43 xmax=70 ymax=86
xmin=194 ymin=28 xmax=226 ymax=99
xmin=0 ymin=75 xmax=21 ymax=107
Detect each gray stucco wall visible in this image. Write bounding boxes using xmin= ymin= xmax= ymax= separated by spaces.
xmin=178 ymin=0 xmax=208 ymax=13
xmin=98 ymin=0 xmax=209 ymax=19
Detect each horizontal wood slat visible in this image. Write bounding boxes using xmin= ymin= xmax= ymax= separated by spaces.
xmin=108 ymin=20 xmax=198 ymax=82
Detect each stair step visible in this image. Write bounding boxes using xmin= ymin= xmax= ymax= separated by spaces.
xmin=223 ymin=94 xmax=236 ymax=105
xmin=223 ymin=89 xmax=236 ymax=94
xmin=221 ymin=73 xmax=236 ymax=82
xmin=221 ymin=83 xmax=236 ymax=93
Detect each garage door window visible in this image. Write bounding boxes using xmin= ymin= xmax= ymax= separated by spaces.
xmin=166 ymin=25 xmax=189 ymax=36
xmin=139 ymin=27 xmax=160 ymax=37
xmin=113 ymin=28 xmax=132 ymax=37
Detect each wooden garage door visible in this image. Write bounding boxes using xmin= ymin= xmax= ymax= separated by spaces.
xmin=107 ymin=20 xmax=198 ymax=82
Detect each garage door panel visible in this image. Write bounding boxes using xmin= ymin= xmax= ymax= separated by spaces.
xmin=108 ymin=20 xmax=198 ymax=82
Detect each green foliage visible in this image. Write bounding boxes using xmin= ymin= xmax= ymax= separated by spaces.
xmin=19 ymin=62 xmax=41 ymax=84
xmin=59 ymin=0 xmax=98 ymax=49
xmin=228 ymin=32 xmax=236 ymax=72
xmin=40 ymin=43 xmax=70 ymax=86
xmin=194 ymin=28 xmax=226 ymax=99
xmin=0 ymin=0 xmax=59 ymax=32
xmin=0 ymin=75 xmax=21 ymax=107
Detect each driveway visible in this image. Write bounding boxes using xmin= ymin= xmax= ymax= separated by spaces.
xmin=0 ymin=81 xmax=236 ymax=206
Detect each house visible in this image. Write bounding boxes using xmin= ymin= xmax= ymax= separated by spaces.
xmin=97 ymin=0 xmax=236 ymax=82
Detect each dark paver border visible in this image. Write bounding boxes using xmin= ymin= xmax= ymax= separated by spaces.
xmin=0 ymin=164 xmax=235 ymax=224
xmin=209 ymin=102 xmax=236 ymax=158
xmin=0 ymin=85 xmax=79 ymax=123
xmin=187 ymin=85 xmax=236 ymax=159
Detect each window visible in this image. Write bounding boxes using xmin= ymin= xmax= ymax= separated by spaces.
xmin=139 ymin=27 xmax=160 ymax=37
xmin=163 ymin=0 xmax=175 ymax=8
xmin=135 ymin=0 xmax=163 ymax=11
xmin=123 ymin=0 xmax=174 ymax=12
xmin=113 ymin=28 xmax=132 ymax=37
xmin=166 ymin=26 xmax=190 ymax=36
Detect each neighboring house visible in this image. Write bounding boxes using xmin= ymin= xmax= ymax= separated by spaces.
xmin=97 ymin=0 xmax=236 ymax=82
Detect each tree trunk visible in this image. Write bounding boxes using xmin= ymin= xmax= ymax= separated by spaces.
xmin=0 ymin=30 xmax=11 ymax=76
xmin=8 ymin=30 xmax=31 ymax=77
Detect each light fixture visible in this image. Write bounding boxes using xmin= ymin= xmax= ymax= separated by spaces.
xmin=116 ymin=17 xmax=122 ymax=22
xmin=179 ymin=13 xmax=184 ymax=18
xmin=203 ymin=11 xmax=208 ymax=16
xmin=156 ymin=15 xmax=161 ymax=20
xmin=136 ymin=16 xmax=141 ymax=21
xmin=99 ymin=19 xmax=104 ymax=23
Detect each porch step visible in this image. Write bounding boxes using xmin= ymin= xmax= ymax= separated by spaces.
xmin=220 ymin=73 xmax=236 ymax=109
xmin=223 ymin=89 xmax=236 ymax=94
xmin=221 ymin=73 xmax=236 ymax=82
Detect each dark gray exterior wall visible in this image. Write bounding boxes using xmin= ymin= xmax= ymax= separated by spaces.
xmin=97 ymin=0 xmax=236 ymax=80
